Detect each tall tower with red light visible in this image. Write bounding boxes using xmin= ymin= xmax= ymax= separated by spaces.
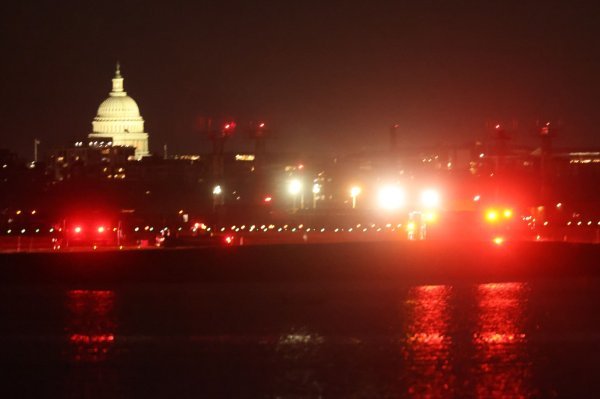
xmin=538 ymin=121 xmax=556 ymax=203
xmin=248 ymin=121 xmax=269 ymax=171
xmin=208 ymin=119 xmax=236 ymax=178
xmin=493 ymin=123 xmax=510 ymax=170
xmin=247 ymin=121 xmax=271 ymax=205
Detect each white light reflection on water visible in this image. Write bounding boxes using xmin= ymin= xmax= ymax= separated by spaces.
xmin=403 ymin=285 xmax=454 ymax=398
xmin=474 ymin=282 xmax=534 ymax=398
xmin=276 ymin=326 xmax=325 ymax=363
xmin=274 ymin=326 xmax=325 ymax=397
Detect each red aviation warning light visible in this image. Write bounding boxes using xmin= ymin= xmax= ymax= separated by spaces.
xmin=540 ymin=122 xmax=552 ymax=136
xmin=222 ymin=121 xmax=237 ymax=135
xmin=249 ymin=121 xmax=269 ymax=139
xmin=224 ymin=122 xmax=235 ymax=130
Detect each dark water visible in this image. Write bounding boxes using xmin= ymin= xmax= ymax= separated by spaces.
xmin=1 ymin=278 xmax=599 ymax=398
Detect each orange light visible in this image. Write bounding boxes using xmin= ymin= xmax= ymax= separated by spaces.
xmin=503 ymin=209 xmax=513 ymax=218
xmin=424 ymin=212 xmax=437 ymax=223
xmin=97 ymin=226 xmax=105 ymax=233
xmin=407 ymin=222 xmax=416 ymax=231
xmin=485 ymin=209 xmax=499 ymax=223
xmin=493 ymin=236 xmax=504 ymax=245
xmin=74 ymin=226 xmax=82 ymax=234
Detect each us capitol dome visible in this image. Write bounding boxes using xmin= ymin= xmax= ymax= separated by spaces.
xmin=88 ymin=63 xmax=149 ymax=159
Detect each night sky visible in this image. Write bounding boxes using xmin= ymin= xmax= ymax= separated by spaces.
xmin=1 ymin=0 xmax=599 ymax=158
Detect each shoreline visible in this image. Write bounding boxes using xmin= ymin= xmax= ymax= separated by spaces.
xmin=0 ymin=241 xmax=598 ymax=285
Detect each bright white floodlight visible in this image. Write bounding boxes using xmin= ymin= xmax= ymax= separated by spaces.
xmin=288 ymin=179 xmax=302 ymax=195
xmin=350 ymin=186 xmax=361 ymax=209
xmin=377 ymin=185 xmax=405 ymax=211
xmin=421 ymin=189 xmax=440 ymax=208
xmin=212 ymin=185 xmax=223 ymax=195
xmin=350 ymin=186 xmax=361 ymax=198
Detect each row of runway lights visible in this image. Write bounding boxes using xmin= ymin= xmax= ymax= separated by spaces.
xmin=3 ymin=220 xmax=600 ymax=235
xmin=3 ymin=224 xmax=412 ymax=235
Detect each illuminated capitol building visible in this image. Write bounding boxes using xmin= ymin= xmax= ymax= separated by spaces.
xmin=87 ymin=63 xmax=149 ymax=159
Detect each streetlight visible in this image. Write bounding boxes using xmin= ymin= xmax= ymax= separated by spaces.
xmin=312 ymin=183 xmax=321 ymax=209
xmin=288 ymin=179 xmax=303 ymax=211
xmin=350 ymin=186 xmax=361 ymax=209
xmin=33 ymin=139 xmax=40 ymax=163
xmin=212 ymin=185 xmax=223 ymax=210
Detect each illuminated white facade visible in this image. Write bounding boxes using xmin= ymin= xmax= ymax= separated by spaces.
xmin=88 ymin=63 xmax=149 ymax=159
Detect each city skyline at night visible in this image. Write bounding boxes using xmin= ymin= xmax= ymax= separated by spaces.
xmin=1 ymin=1 xmax=599 ymax=158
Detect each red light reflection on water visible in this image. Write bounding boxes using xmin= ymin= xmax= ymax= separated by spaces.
xmin=69 ymin=334 xmax=115 ymax=344
xmin=66 ymin=290 xmax=117 ymax=362
xmin=474 ymin=282 xmax=533 ymax=398
xmin=404 ymin=285 xmax=454 ymax=398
